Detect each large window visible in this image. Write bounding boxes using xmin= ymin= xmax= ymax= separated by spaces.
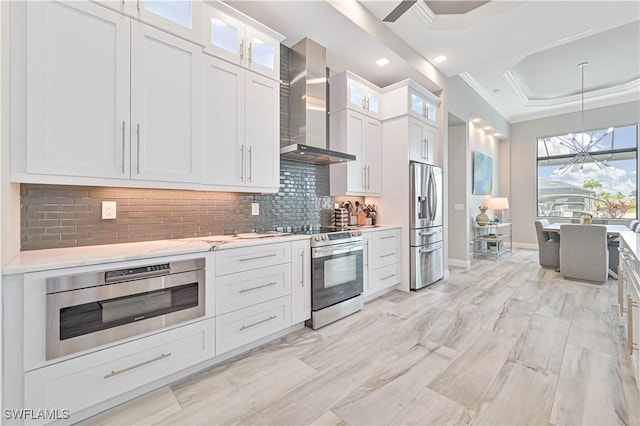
xmin=537 ymin=124 xmax=638 ymax=219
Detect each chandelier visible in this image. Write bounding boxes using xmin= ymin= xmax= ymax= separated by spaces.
xmin=557 ymin=62 xmax=614 ymax=175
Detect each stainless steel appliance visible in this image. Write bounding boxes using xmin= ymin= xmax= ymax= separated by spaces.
xmin=46 ymin=258 xmax=205 ymax=360
xmin=280 ymin=38 xmax=356 ymax=165
xmin=410 ymin=162 xmax=444 ymax=289
xmin=306 ymin=230 xmax=364 ymax=329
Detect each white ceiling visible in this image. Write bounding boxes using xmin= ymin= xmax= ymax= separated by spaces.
xmin=226 ymin=0 xmax=640 ymax=124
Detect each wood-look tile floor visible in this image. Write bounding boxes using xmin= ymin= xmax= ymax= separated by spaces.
xmin=83 ymin=249 xmax=640 ymax=425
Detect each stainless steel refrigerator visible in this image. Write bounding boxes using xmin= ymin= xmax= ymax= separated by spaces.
xmin=410 ymin=162 xmax=444 ymax=290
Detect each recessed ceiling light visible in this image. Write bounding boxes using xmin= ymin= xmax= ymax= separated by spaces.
xmin=433 ymin=55 xmax=447 ymax=64
xmin=376 ymin=57 xmax=390 ymax=67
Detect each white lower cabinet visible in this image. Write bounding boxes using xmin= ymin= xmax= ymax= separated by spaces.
xmin=215 ymin=296 xmax=291 ymax=355
xmin=214 ymin=240 xmax=310 ymax=356
xmin=24 ymin=318 xmax=215 ymax=422
xmin=363 ymin=228 xmax=401 ymax=298
xmin=619 ymin=237 xmax=640 ymax=390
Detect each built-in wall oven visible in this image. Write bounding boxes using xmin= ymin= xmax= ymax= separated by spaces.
xmin=307 ymin=230 xmax=364 ymax=329
xmin=46 ymin=258 xmax=205 ymax=360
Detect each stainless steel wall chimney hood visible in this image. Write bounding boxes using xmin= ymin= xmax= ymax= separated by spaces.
xmin=280 ymin=38 xmax=355 ymax=166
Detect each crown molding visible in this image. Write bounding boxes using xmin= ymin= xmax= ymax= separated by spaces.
xmin=412 ymin=0 xmax=434 ymax=27
xmin=459 ymin=72 xmax=509 ymax=120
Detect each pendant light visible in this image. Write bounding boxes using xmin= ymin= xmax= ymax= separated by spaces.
xmin=557 ymin=62 xmax=614 ymax=175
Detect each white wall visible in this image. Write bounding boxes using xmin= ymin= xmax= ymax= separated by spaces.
xmin=447 ymin=120 xmax=469 ymax=265
xmin=510 ymin=100 xmax=640 ymax=245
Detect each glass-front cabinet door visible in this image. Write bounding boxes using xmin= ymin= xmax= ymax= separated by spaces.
xmin=409 ymin=89 xmax=437 ymax=124
xmin=202 ymin=2 xmax=282 ymax=80
xmin=98 ymin=0 xmax=201 ymax=43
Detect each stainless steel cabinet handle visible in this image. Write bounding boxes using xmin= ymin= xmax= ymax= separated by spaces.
xmin=381 ymin=274 xmax=396 ymax=281
xmin=380 ymin=253 xmax=396 ymax=258
xmin=137 ymin=0 xmax=140 ymax=10
xmin=619 ymin=278 xmax=624 ymax=316
xmin=380 ymin=235 xmax=396 ymax=240
xmin=240 ymin=315 xmax=277 ymax=331
xmin=121 ymin=121 xmax=126 ymax=173
xmin=248 ymin=42 xmax=253 ymax=64
xmin=363 ymin=166 xmax=367 ymax=189
xmin=136 ymin=123 xmax=141 ymax=174
xmin=104 ymin=353 xmax=171 ymax=379
xmin=248 ymin=146 xmax=253 ymax=182
xmin=629 ymin=294 xmax=634 ymax=355
xmin=299 ymin=250 xmax=304 ymax=286
xmin=425 ymin=138 xmax=429 ymax=161
xmin=366 ymin=96 xmax=370 ymax=111
xmin=366 ymin=166 xmax=370 ymax=190
xmin=239 ymin=253 xmax=277 ymax=262
xmin=419 ymin=232 xmax=437 ymax=236
xmin=240 ymin=39 xmax=244 ymax=61
xmin=239 ymin=281 xmax=277 ymax=293
xmin=240 ymin=145 xmax=245 ymax=181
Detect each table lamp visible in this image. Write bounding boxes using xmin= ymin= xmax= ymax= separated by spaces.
xmin=488 ymin=197 xmax=509 ymax=222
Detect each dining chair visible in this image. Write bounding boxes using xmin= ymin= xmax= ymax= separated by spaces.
xmin=630 ymin=220 xmax=640 ymax=231
xmin=559 ymin=224 xmax=608 ymax=283
xmin=534 ymin=219 xmax=560 ymax=268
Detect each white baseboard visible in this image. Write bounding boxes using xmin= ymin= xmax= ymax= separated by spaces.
xmin=448 ymin=258 xmax=471 ymax=268
xmin=513 ymin=242 xmax=538 ymax=250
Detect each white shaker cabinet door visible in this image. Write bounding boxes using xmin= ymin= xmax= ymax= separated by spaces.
xmin=130 ymin=22 xmax=202 ymax=183
xmin=345 ymin=110 xmax=366 ymax=193
xmin=409 ymin=118 xmax=438 ymax=166
xmin=202 ymin=56 xmax=246 ymax=186
xmin=364 ymin=117 xmax=382 ymax=195
xmin=245 ymin=71 xmax=280 ymax=189
xmin=26 ymin=1 xmax=131 ymax=179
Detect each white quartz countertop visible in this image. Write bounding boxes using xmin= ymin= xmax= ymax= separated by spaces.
xmin=620 ymin=230 xmax=640 ymax=261
xmin=3 ymin=233 xmax=311 ymax=275
xmin=3 ymin=225 xmax=402 ymax=275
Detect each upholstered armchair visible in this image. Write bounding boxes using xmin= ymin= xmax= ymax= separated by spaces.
xmin=534 ymin=219 xmax=560 ymax=268
xmin=559 ymin=224 xmax=608 ymax=283
xmin=630 ymin=220 xmax=640 ymax=231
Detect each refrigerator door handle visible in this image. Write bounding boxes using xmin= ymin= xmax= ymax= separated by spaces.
xmin=430 ymin=169 xmax=438 ymax=222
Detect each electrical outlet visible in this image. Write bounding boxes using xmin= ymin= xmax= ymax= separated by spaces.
xmin=102 ymin=201 xmax=117 ymax=219
xmin=251 ymin=203 xmax=260 ymax=216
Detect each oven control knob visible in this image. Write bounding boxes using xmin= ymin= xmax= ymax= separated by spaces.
xmin=321 ymin=235 xmax=328 ymax=241
xmin=314 ymin=236 xmax=321 ymax=241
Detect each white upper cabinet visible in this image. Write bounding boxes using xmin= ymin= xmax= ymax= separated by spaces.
xmin=19 ymin=1 xmax=201 ymax=185
xmin=409 ymin=118 xmax=439 ymax=166
xmin=329 ymin=71 xmax=382 ymax=119
xmin=94 ymin=0 xmax=202 ymax=43
xmin=25 ymin=1 xmax=132 ymax=179
xmin=330 ymin=109 xmax=382 ymax=196
xmin=131 ymin=22 xmax=202 ymax=183
xmin=202 ymin=56 xmax=279 ymax=191
xmin=381 ymin=79 xmax=440 ymax=126
xmin=202 ymin=1 xmax=283 ymax=81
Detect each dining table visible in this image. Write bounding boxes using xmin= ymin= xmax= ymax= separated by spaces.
xmin=542 ymin=223 xmax=629 ymax=278
xmin=542 ymin=223 xmax=630 ymax=235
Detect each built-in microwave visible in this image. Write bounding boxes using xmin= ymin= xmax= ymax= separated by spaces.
xmin=46 ymin=258 xmax=205 ymax=360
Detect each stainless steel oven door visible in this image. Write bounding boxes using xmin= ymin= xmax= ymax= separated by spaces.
xmin=312 ymin=242 xmax=363 ymax=311
xmin=46 ymin=269 xmax=205 ymax=360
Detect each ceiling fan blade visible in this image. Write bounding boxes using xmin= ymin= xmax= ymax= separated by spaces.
xmin=382 ymin=0 xmax=417 ymax=22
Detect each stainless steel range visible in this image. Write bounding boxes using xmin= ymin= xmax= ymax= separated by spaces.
xmin=305 ymin=229 xmax=364 ymax=329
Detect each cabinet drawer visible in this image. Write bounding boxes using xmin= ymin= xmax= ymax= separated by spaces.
xmin=216 ymin=296 xmax=291 ymax=355
xmin=216 ymin=264 xmax=292 ymax=315
xmin=368 ymin=263 xmax=401 ymax=294
xmin=216 ymin=242 xmax=291 ymax=275
xmin=370 ymin=245 xmax=401 ymax=268
xmin=24 ymin=318 xmax=215 ymax=420
xmin=369 ymin=229 xmax=400 ymax=248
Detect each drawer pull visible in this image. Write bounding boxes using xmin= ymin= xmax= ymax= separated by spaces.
xmin=239 ymin=253 xmax=277 ymax=262
xmin=239 ymin=281 xmax=277 ymax=293
xmin=381 ymin=274 xmax=396 ymax=281
xmin=104 ymin=352 xmax=172 ymax=379
xmin=380 ymin=235 xmax=396 ymax=240
xmin=419 ymin=232 xmax=437 ymax=236
xmin=380 ymin=253 xmax=396 ymax=258
xmin=240 ymin=315 xmax=277 ymax=331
